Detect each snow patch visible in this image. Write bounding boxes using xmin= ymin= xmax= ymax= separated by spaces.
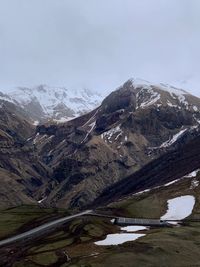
xmin=190 ymin=179 xmax=199 ymax=190
xmin=101 ymin=125 xmax=123 ymax=141
xmin=38 ymin=197 xmax=47 ymax=204
xmin=53 ymin=117 xmax=75 ymax=123
xmin=193 ymin=106 xmax=198 ymax=112
xmin=133 ymin=189 xmax=151 ymax=195
xmin=95 ymin=220 xmax=149 ymax=246
xmin=167 ymin=101 xmax=178 ymax=108
xmin=159 ymin=83 xmax=189 ymax=97
xmin=136 ymin=86 xmax=160 ymax=109
xmin=163 ymin=179 xmax=180 ymax=187
xmin=81 ymin=121 xmax=96 ymax=143
xmin=33 ymin=120 xmax=39 ymax=126
xmin=161 ymin=195 xmax=195 ymax=221
xmin=121 ymin=226 xmax=148 ymax=232
xmin=94 ymin=233 xmax=145 ymax=246
xmin=185 ymin=169 xmax=199 ymax=178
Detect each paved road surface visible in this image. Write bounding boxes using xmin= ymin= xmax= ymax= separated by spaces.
xmin=0 ymin=210 xmax=92 ymax=247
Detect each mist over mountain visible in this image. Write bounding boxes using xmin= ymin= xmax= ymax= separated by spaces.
xmin=0 ymin=85 xmax=104 ymax=124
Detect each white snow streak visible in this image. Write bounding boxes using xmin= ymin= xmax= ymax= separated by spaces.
xmin=160 ymin=129 xmax=187 ymax=148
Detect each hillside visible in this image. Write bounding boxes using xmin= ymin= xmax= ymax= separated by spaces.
xmin=93 ymin=133 xmax=200 ymax=207
xmin=0 ymin=79 xmax=200 ymax=210
xmin=1 ymin=79 xmax=200 ymax=267
xmin=0 ymin=99 xmax=50 ymax=209
xmin=30 ymin=79 xmax=200 ymax=209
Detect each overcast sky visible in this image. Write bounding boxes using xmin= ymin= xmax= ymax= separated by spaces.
xmin=0 ymin=0 xmax=200 ymax=96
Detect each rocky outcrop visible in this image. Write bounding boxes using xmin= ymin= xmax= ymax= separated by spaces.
xmin=100 ymin=80 xmax=137 ymax=114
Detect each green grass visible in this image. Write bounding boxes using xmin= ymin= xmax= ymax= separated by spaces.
xmin=68 ymin=224 xmax=200 ymax=267
xmin=109 ymin=175 xmax=200 ymax=219
xmin=0 ymin=205 xmax=67 ymax=239
xmin=28 ymin=251 xmax=58 ymax=265
xmin=67 ymin=176 xmax=200 ymax=267
xmin=6 ymin=174 xmax=200 ymax=267
xmin=29 ymin=238 xmax=75 ymax=253
xmin=17 ymin=217 xmax=118 ymax=267
xmin=13 ymin=262 xmax=38 ymax=267
xmin=112 ymin=193 xmax=167 ymax=218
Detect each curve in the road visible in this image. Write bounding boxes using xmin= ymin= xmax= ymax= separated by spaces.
xmin=0 ymin=210 xmax=92 ymax=247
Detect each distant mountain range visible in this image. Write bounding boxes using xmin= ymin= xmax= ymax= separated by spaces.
xmin=0 ymin=85 xmax=103 ymax=123
xmin=0 ymin=78 xmax=200 ymax=209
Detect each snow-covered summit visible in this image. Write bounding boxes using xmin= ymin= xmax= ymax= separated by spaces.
xmin=130 ymin=78 xmax=189 ymax=95
xmin=126 ymin=78 xmax=200 ymax=111
xmin=0 ymin=85 xmax=103 ymax=123
xmin=1 ymin=79 xmax=199 ymax=124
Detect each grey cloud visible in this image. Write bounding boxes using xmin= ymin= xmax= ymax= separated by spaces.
xmin=0 ymin=0 xmax=199 ymax=96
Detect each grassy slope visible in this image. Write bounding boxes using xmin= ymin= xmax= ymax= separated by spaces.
xmin=0 ymin=205 xmax=67 ymax=240
xmin=66 ymin=173 xmax=200 ymax=267
xmin=2 ymin=172 xmax=200 ymax=267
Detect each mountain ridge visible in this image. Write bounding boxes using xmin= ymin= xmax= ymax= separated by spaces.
xmin=0 ymin=78 xmax=200 ymax=209
xmin=0 ymin=85 xmax=103 ymax=124
xmin=29 ymin=79 xmax=200 ymax=209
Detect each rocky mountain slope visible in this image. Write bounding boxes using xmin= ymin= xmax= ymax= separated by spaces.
xmin=93 ymin=132 xmax=200 ymax=207
xmin=1 ymin=79 xmax=200 ymax=267
xmin=0 ymin=99 xmax=50 ymax=209
xmin=30 ymin=79 xmax=200 ymax=209
xmin=0 ymin=85 xmax=103 ymax=123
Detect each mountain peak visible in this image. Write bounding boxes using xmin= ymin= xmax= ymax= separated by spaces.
xmin=0 ymin=85 xmax=103 ymax=123
xmin=119 ymin=78 xmax=199 ymax=111
xmin=100 ymin=78 xmax=200 ymax=116
xmin=128 ymin=78 xmax=190 ymax=95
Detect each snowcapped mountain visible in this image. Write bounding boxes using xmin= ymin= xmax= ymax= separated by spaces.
xmin=122 ymin=78 xmax=200 ymax=112
xmin=28 ymin=78 xmax=200 ymax=208
xmin=0 ymin=77 xmax=200 ymax=209
xmin=1 ymin=79 xmax=199 ymax=125
xmin=0 ymin=85 xmax=103 ymax=124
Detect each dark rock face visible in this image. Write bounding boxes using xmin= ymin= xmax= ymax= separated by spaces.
xmin=0 ymin=100 xmax=50 ymax=209
xmin=93 ymin=134 xmax=200 ymax=207
xmin=36 ymin=124 xmax=58 ymax=135
xmin=96 ymin=110 xmax=123 ymax=132
xmin=122 ymin=107 xmax=196 ymax=143
xmin=101 ymin=80 xmax=137 ymax=114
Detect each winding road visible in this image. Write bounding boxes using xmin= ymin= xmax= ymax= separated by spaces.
xmin=0 ymin=210 xmax=184 ymax=248
xmin=0 ymin=210 xmax=92 ymax=247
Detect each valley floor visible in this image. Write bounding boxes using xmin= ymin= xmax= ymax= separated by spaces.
xmin=1 ymin=171 xmax=200 ymax=267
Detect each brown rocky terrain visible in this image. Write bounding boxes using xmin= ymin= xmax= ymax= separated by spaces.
xmin=1 ymin=79 xmax=200 ymax=210
xmin=93 ymin=132 xmax=200 ymax=207
xmin=0 ymin=100 xmax=50 ymax=209
xmin=29 ymin=80 xmax=200 ymax=209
